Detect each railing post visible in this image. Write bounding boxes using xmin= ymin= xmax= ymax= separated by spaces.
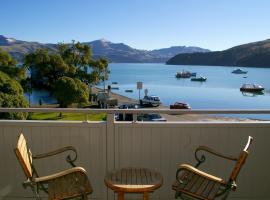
xmin=133 ymin=113 xmax=137 ymax=122
xmin=106 ymin=113 xmax=115 ymax=200
xmin=83 ymin=113 xmax=88 ymax=123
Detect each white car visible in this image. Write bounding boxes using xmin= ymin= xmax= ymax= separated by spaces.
xmin=140 ymin=95 xmax=161 ymax=107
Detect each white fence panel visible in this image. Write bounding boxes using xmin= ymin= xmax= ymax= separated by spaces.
xmin=114 ymin=122 xmax=270 ymax=200
xmin=0 ymin=117 xmax=270 ymax=200
xmin=0 ymin=121 xmax=107 ymax=200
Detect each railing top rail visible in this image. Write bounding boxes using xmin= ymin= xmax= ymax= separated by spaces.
xmin=1 ymin=108 xmax=270 ymax=114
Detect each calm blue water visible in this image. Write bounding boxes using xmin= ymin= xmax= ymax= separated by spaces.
xmin=27 ymin=63 xmax=270 ymax=119
xmin=106 ymin=63 xmax=270 ymax=108
xmin=26 ymin=89 xmax=57 ymax=105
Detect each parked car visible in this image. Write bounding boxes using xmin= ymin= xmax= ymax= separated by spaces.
xmin=140 ymin=95 xmax=161 ymax=107
xmin=170 ymin=102 xmax=191 ymax=109
xmin=137 ymin=113 xmax=167 ymax=122
xmin=115 ymin=104 xmax=140 ymax=121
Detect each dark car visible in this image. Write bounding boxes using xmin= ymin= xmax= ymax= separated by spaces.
xmin=170 ymin=102 xmax=191 ymax=109
xmin=115 ymin=104 xmax=140 ymax=121
xmin=137 ymin=113 xmax=167 ymax=122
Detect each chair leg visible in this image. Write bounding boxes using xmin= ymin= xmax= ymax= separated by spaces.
xmin=82 ymin=192 xmax=88 ymax=200
xmin=221 ymin=190 xmax=231 ymax=200
xmin=117 ymin=192 xmax=124 ymax=200
xmin=31 ymin=185 xmax=41 ymax=200
xmin=143 ymin=192 xmax=149 ymax=200
xmin=175 ymin=191 xmax=181 ymax=199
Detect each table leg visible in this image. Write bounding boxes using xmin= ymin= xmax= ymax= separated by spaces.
xmin=143 ymin=192 xmax=149 ymax=200
xmin=117 ymin=192 xmax=124 ymax=200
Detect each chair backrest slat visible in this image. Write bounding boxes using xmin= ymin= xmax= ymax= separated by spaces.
xmin=229 ymin=136 xmax=253 ymax=182
xmin=14 ymin=133 xmax=32 ymax=178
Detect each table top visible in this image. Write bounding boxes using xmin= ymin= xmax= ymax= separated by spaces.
xmin=104 ymin=167 xmax=163 ymax=193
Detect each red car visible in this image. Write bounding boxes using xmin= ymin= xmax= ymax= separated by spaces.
xmin=170 ymin=102 xmax=191 ymax=109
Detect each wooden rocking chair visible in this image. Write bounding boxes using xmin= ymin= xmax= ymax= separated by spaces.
xmin=14 ymin=133 xmax=93 ymax=200
xmin=172 ymin=136 xmax=253 ymax=200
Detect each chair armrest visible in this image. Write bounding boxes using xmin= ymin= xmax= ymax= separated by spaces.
xmin=34 ymin=167 xmax=87 ymax=183
xmin=195 ymin=146 xmax=238 ymax=167
xmin=33 ymin=146 xmax=77 ymax=167
xmin=177 ymin=164 xmax=226 ymax=185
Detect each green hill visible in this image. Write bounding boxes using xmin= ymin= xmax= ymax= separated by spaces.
xmin=167 ymin=39 xmax=270 ymax=67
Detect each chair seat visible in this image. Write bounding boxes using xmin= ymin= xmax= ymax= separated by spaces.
xmin=48 ymin=170 xmax=92 ymax=200
xmin=172 ymin=169 xmax=222 ymax=200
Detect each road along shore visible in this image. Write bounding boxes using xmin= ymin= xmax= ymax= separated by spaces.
xmin=92 ymin=87 xmax=257 ymax=122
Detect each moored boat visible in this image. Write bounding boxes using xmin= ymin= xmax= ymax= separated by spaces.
xmin=240 ymin=83 xmax=264 ymax=93
xmin=191 ymin=76 xmax=207 ymax=82
xmin=175 ymin=70 xmax=196 ymax=78
xmin=232 ymin=68 xmax=248 ymax=74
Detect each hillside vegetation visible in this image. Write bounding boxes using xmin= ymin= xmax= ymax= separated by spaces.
xmin=167 ymin=39 xmax=270 ymax=67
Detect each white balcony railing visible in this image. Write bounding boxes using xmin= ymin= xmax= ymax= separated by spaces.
xmin=0 ymin=108 xmax=269 ymax=200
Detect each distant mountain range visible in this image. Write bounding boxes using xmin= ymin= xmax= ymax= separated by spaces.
xmin=0 ymin=35 xmax=210 ymax=63
xmin=167 ymin=39 xmax=270 ymax=67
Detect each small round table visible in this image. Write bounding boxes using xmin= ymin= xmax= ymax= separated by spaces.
xmin=104 ymin=167 xmax=163 ymax=200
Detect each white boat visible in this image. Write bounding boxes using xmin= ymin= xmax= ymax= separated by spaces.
xmin=232 ymin=68 xmax=248 ymax=74
xmin=175 ymin=70 xmax=196 ymax=78
xmin=240 ymin=83 xmax=264 ymax=93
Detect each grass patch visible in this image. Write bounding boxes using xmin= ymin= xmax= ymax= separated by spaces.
xmin=29 ymin=112 xmax=106 ymax=121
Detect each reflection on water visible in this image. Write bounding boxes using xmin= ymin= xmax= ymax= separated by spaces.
xmin=24 ymin=89 xmax=57 ymax=105
xmin=241 ymin=91 xmax=264 ymax=97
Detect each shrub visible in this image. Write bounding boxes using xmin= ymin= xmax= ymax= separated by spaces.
xmin=0 ymin=71 xmax=28 ymax=119
xmin=54 ymin=76 xmax=89 ymax=107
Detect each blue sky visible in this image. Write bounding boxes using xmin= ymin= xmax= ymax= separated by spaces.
xmin=1 ymin=0 xmax=270 ymax=51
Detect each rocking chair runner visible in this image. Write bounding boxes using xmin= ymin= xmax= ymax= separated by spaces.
xmin=14 ymin=133 xmax=93 ymax=200
xmin=172 ymin=136 xmax=253 ymax=200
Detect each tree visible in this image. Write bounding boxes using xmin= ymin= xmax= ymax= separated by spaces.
xmin=57 ymin=42 xmax=110 ymax=97
xmin=92 ymin=58 xmax=110 ymax=90
xmin=24 ymin=49 xmax=70 ymax=89
xmin=0 ymin=71 xmax=28 ymax=119
xmin=54 ymin=76 xmax=89 ymax=107
xmin=58 ymin=41 xmax=95 ymax=85
xmin=0 ymin=48 xmax=25 ymax=79
xmin=23 ymin=41 xmax=110 ymax=106
xmin=58 ymin=41 xmax=92 ymax=70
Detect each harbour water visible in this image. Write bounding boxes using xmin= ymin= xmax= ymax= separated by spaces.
xmin=27 ymin=63 xmax=270 ymax=119
xmin=107 ymin=64 xmax=270 ymax=106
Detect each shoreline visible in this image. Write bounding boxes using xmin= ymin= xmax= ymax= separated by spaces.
xmin=92 ymin=87 xmax=257 ymax=122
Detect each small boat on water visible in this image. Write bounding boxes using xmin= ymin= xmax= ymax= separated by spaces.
xmin=240 ymin=83 xmax=264 ymax=93
xmin=112 ymin=82 xmax=118 ymax=84
xmin=232 ymin=68 xmax=248 ymax=74
xmin=111 ymin=87 xmax=119 ymax=90
xmin=125 ymin=89 xmax=133 ymax=93
xmin=175 ymin=70 xmax=196 ymax=78
xmin=191 ymin=76 xmax=207 ymax=82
